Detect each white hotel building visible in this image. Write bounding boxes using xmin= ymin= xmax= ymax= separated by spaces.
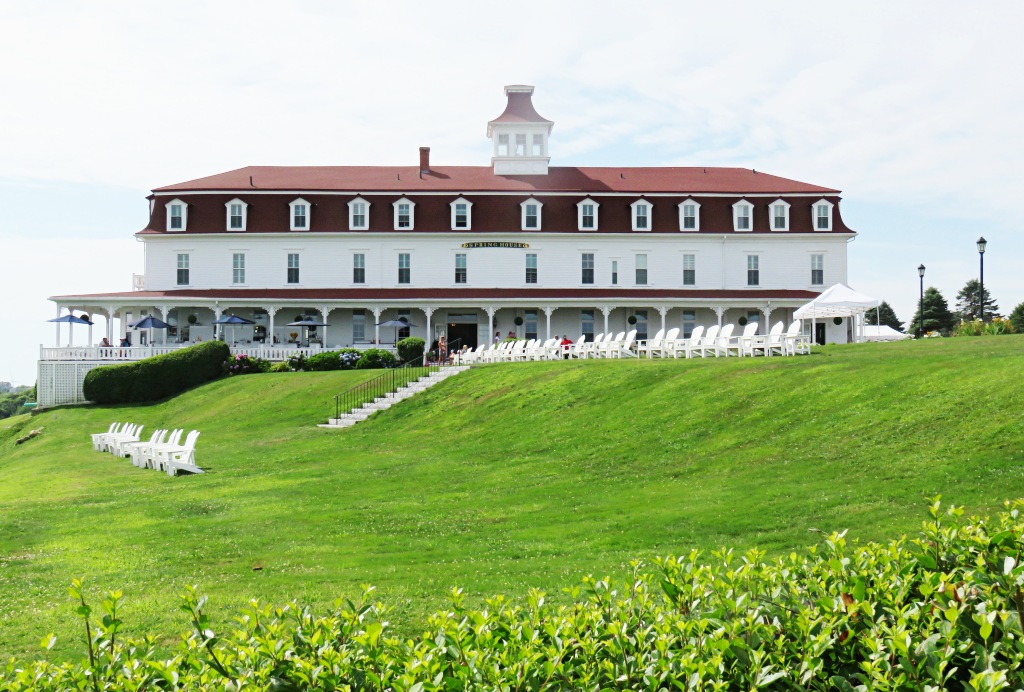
xmin=42 ymin=85 xmax=856 ymax=404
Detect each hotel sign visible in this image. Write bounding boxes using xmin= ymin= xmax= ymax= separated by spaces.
xmin=460 ymin=241 xmax=530 ymax=249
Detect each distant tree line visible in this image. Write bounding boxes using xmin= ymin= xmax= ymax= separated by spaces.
xmin=870 ymin=279 xmax=1023 ymax=338
xmin=0 ymin=386 xmax=35 ymax=421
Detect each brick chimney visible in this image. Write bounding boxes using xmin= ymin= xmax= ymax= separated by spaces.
xmin=419 ymin=147 xmax=430 ymax=175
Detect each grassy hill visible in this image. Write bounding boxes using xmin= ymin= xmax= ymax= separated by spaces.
xmin=1 ymin=337 xmax=1022 ymax=660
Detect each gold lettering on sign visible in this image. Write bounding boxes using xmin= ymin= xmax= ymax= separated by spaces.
xmin=460 ymin=242 xmax=530 ymax=249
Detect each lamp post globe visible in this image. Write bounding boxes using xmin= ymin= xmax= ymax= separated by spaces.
xmin=917 ymin=264 xmax=926 ymax=338
xmin=977 ymin=237 xmax=987 ymax=323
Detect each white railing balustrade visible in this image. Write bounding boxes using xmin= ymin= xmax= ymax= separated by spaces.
xmin=39 ymin=344 xmax=396 ymax=363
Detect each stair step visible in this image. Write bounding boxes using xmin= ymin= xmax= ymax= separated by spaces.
xmin=322 ymin=366 xmax=470 ymax=430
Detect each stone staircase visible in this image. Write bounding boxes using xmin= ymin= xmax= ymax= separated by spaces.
xmin=318 ymin=365 xmax=470 ymax=429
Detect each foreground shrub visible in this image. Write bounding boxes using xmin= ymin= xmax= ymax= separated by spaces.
xmin=954 ymin=317 xmax=1017 ymax=337
xmin=223 ymin=353 xmax=271 ymax=375
xmin=269 ymin=361 xmax=290 ymax=373
xmin=286 ymin=353 xmax=307 ymax=371
xmin=83 ymin=341 xmax=229 ymax=404
xmin=355 ymin=348 xmax=397 ymax=369
xmin=9 ymin=499 xmax=1024 ymax=690
xmin=396 ymin=337 xmax=425 ymax=364
xmin=306 ymin=349 xmax=362 ymax=371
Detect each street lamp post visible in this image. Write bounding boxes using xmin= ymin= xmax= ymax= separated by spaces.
xmin=918 ymin=264 xmax=926 ymax=338
xmin=977 ymin=236 xmax=987 ymax=322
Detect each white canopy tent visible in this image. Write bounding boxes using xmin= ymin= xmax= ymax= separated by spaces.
xmin=795 ymin=284 xmax=880 ymax=344
xmin=862 ymin=325 xmax=911 ymax=342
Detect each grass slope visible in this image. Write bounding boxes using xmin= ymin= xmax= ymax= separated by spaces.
xmin=0 ymin=337 xmax=1022 ymax=660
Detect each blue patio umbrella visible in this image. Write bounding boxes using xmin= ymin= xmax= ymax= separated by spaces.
xmin=48 ymin=314 xmax=94 ymax=325
xmin=375 ymin=317 xmax=418 ymax=343
xmin=213 ymin=314 xmax=256 ymax=342
xmin=286 ymin=319 xmax=328 ymax=345
xmin=128 ymin=315 xmax=170 ymax=347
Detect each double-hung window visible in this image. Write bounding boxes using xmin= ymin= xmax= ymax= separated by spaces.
xmin=811 ymin=254 xmax=824 ymax=285
xmin=497 ymin=134 xmax=509 ymax=156
xmin=524 ymin=310 xmax=538 ymax=340
xmin=353 ymin=253 xmax=365 ymax=284
xmin=290 ymin=198 xmax=310 ymax=231
xmin=521 ymin=198 xmax=541 ymax=230
xmin=348 ymin=198 xmax=369 ymax=230
xmin=815 ymin=200 xmax=834 ymax=230
xmin=352 ymin=310 xmax=366 ymax=342
xmin=398 ymin=253 xmax=411 ymax=284
xmin=167 ymin=200 xmax=186 ymax=231
xmin=393 ymin=198 xmax=414 ymax=230
xmin=635 ymin=254 xmax=648 ymax=285
xmin=454 ymin=253 xmax=467 ymax=284
xmin=634 ymin=310 xmax=648 ymax=342
xmin=679 ymin=200 xmax=699 ymax=231
xmin=771 ymin=200 xmax=790 ymax=231
xmin=226 ymin=198 xmax=247 ymax=231
xmin=577 ymin=199 xmax=598 ymax=230
xmin=683 ymin=254 xmax=696 ymax=286
xmin=581 ymin=310 xmax=595 ymax=342
xmin=525 ymin=253 xmax=537 ymax=284
xmin=631 ymin=200 xmax=651 ymax=231
xmin=531 ymin=134 xmax=544 ymax=156
xmin=232 ymin=253 xmax=246 ymax=284
xmin=682 ymin=310 xmax=696 ymax=338
xmin=581 ymin=253 xmax=595 ymax=285
xmin=451 ymin=198 xmax=472 ymax=230
xmin=733 ymin=200 xmax=752 ymax=231
xmin=747 ymin=255 xmax=760 ymax=286
xmin=611 ymin=260 xmax=618 ymax=285
xmin=287 ymin=253 xmax=300 ymax=284
xmin=176 ymin=253 xmax=189 ymax=285
xmin=515 ymin=133 xmax=527 ymax=155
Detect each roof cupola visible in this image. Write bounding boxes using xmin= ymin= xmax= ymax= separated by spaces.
xmin=487 ymin=85 xmax=553 ymax=176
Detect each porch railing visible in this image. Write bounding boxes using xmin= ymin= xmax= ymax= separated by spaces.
xmin=333 ymin=359 xmax=439 ymax=422
xmin=39 ymin=344 xmax=396 ymax=363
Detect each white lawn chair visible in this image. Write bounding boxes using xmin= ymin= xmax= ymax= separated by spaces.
xmin=656 ymin=328 xmax=681 ymax=358
xmin=636 ymin=329 xmax=664 ymax=358
xmin=784 ymin=321 xmax=811 ymax=355
xmin=135 ymin=428 xmax=183 ymax=469
xmin=581 ymin=333 xmax=603 ymax=359
xmin=568 ymin=335 xmax=587 ymax=359
xmin=110 ymin=425 xmax=152 ymax=457
xmin=675 ymin=325 xmax=705 ymax=358
xmin=155 ymin=430 xmax=202 ymax=475
xmin=92 ymin=422 xmax=120 ymax=451
xmin=131 ymin=429 xmax=168 ymax=466
xmin=716 ymin=324 xmax=742 ymax=357
xmin=695 ymin=325 xmax=720 ymax=357
xmin=737 ymin=322 xmax=761 ymax=357
xmin=596 ymin=332 xmax=620 ymax=359
xmin=762 ymin=321 xmax=786 ymax=357
xmin=103 ymin=424 xmax=141 ymax=454
xmin=615 ymin=329 xmax=638 ymax=358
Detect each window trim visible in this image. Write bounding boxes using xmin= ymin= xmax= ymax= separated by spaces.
xmin=454 ymin=252 xmax=467 ymax=284
xmin=630 ymin=199 xmax=652 ymax=232
xmin=397 ymin=252 xmax=411 ymax=285
xmin=176 ymin=252 xmax=190 ymax=286
xmin=392 ymin=197 xmax=415 ymax=231
xmin=813 ymin=198 xmax=834 ymax=231
xmin=635 ymin=253 xmax=648 ymax=286
xmin=450 ymin=197 xmax=473 ymax=230
xmin=682 ymin=253 xmax=696 ymax=286
xmin=166 ymin=199 xmax=187 ymax=232
xmin=746 ymin=254 xmax=760 ymax=287
xmin=225 ymin=198 xmax=248 ymax=232
xmin=288 ymin=198 xmax=310 ymax=231
xmin=810 ymin=253 xmax=825 ymax=286
xmin=577 ymin=198 xmax=599 ymax=231
xmin=678 ymin=199 xmax=700 ymax=232
xmin=232 ymin=252 xmax=246 ymax=285
xmin=520 ymin=197 xmax=542 ymax=231
xmin=286 ymin=252 xmax=300 ymax=285
xmin=732 ymin=200 xmax=753 ymax=232
xmin=348 ymin=196 xmax=370 ymax=230
xmin=352 ymin=252 xmax=366 ymax=285
xmin=581 ymin=252 xmax=595 ymax=285
xmin=525 ymin=252 xmax=538 ymax=285
xmin=770 ymin=198 xmax=790 ymax=232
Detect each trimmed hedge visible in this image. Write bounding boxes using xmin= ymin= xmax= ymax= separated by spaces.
xmin=355 ymin=348 xmax=398 ymax=369
xmin=7 ymin=499 xmax=1024 ymax=689
xmin=396 ymin=337 xmax=425 ymax=364
xmin=82 ymin=341 xmax=230 ymax=404
xmin=306 ymin=349 xmax=363 ymax=371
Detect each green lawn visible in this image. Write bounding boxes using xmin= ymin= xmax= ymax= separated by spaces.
xmin=1 ymin=337 xmax=1022 ymax=660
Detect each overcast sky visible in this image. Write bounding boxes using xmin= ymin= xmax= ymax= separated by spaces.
xmin=1 ymin=0 xmax=1021 ymax=386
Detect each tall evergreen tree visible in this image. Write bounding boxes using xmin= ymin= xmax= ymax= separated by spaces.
xmin=954 ymin=279 xmax=999 ymax=322
xmin=1009 ymin=302 xmax=1024 ymax=333
xmin=909 ymin=287 xmax=955 ymax=336
xmin=864 ymin=301 xmax=904 ymax=331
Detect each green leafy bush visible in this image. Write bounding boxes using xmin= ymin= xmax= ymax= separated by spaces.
xmin=396 ymin=337 xmax=425 ymax=364
xmin=355 ymin=348 xmax=397 ymax=369
xmin=9 ymin=500 xmax=1024 ymax=690
xmin=223 ymin=353 xmax=271 ymax=375
xmin=82 ymin=341 xmax=229 ymax=404
xmin=286 ymin=353 xmax=307 ymax=371
xmin=306 ymin=349 xmax=363 ymax=371
xmin=954 ymin=318 xmax=1017 ymax=337
xmin=269 ymin=361 xmax=290 ymax=373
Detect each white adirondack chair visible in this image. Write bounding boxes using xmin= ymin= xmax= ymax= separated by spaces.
xmin=109 ymin=425 xmax=145 ymax=457
xmin=616 ymin=329 xmax=638 ymax=358
xmin=676 ymin=325 xmax=705 ymax=358
xmin=157 ymin=430 xmax=202 ymax=475
xmin=737 ymin=322 xmax=760 ymax=357
xmin=637 ymin=329 xmax=665 ymax=358
xmin=137 ymin=428 xmax=183 ymax=469
xmin=696 ymin=325 xmax=720 ymax=357
xmin=656 ymin=327 xmax=681 ymax=358
xmin=131 ymin=429 xmax=168 ymax=467
xmin=103 ymin=424 xmax=140 ymax=454
xmin=118 ymin=428 xmax=164 ymax=459
xmin=784 ymin=321 xmax=811 ymax=355
xmin=569 ymin=335 xmax=587 ymax=359
xmin=717 ymin=324 xmax=742 ymax=357
xmin=762 ymin=321 xmax=786 ymax=356
xmin=92 ymin=422 xmax=120 ymax=451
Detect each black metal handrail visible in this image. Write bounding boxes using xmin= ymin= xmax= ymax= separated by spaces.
xmin=329 ymin=340 xmax=458 ymax=421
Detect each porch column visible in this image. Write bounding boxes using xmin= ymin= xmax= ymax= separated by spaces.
xmin=485 ymin=306 xmax=496 ymax=343
xmin=715 ymin=306 xmax=726 ymax=328
xmin=658 ymin=306 xmax=669 ymax=334
xmin=106 ymin=305 xmax=116 ymax=344
xmin=601 ymin=306 xmax=611 ymax=336
xmin=267 ymin=306 xmax=278 ymax=348
xmin=319 ymin=304 xmax=331 ymax=348
xmin=213 ymin=307 xmax=224 ymax=341
xmin=54 ymin=305 xmax=62 ymax=347
xmin=86 ymin=310 xmax=94 ymax=346
xmin=159 ymin=305 xmax=170 ymax=345
xmin=372 ymin=307 xmax=383 ymax=345
xmin=543 ymin=306 xmax=554 ymax=339
xmin=423 ymin=306 xmax=435 ymax=364
xmin=761 ymin=304 xmax=773 ymax=332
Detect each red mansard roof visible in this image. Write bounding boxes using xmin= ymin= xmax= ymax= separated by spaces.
xmin=154 ymin=166 xmax=840 ymax=195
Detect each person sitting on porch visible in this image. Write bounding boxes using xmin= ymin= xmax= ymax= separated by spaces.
xmin=119 ymin=336 xmax=131 ymax=347
xmin=99 ymin=337 xmax=111 ymax=347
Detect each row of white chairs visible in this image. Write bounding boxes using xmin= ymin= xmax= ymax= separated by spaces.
xmin=90 ymin=422 xmax=203 ymax=476
xmin=458 ymin=321 xmax=810 ymax=364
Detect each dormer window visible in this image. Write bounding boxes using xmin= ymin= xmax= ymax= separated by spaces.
xmin=226 ymin=198 xmax=248 ymax=231
xmin=814 ymin=199 xmax=834 ymax=231
xmin=521 ymin=198 xmax=542 ymax=230
xmin=732 ymin=200 xmax=753 ymax=231
xmin=577 ymin=198 xmax=599 ymax=231
xmin=770 ymin=199 xmax=790 ymax=232
xmin=166 ymin=199 xmax=187 ymax=231
xmin=289 ymin=198 xmax=310 ymax=231
xmin=451 ymin=197 xmax=472 ymax=230
xmin=348 ymin=197 xmax=369 ymax=230
xmin=515 ymin=134 xmax=527 ymax=155
xmin=631 ymin=199 xmax=652 ymax=231
xmin=393 ymin=197 xmax=415 ymax=230
xmin=678 ymin=199 xmax=700 ymax=232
